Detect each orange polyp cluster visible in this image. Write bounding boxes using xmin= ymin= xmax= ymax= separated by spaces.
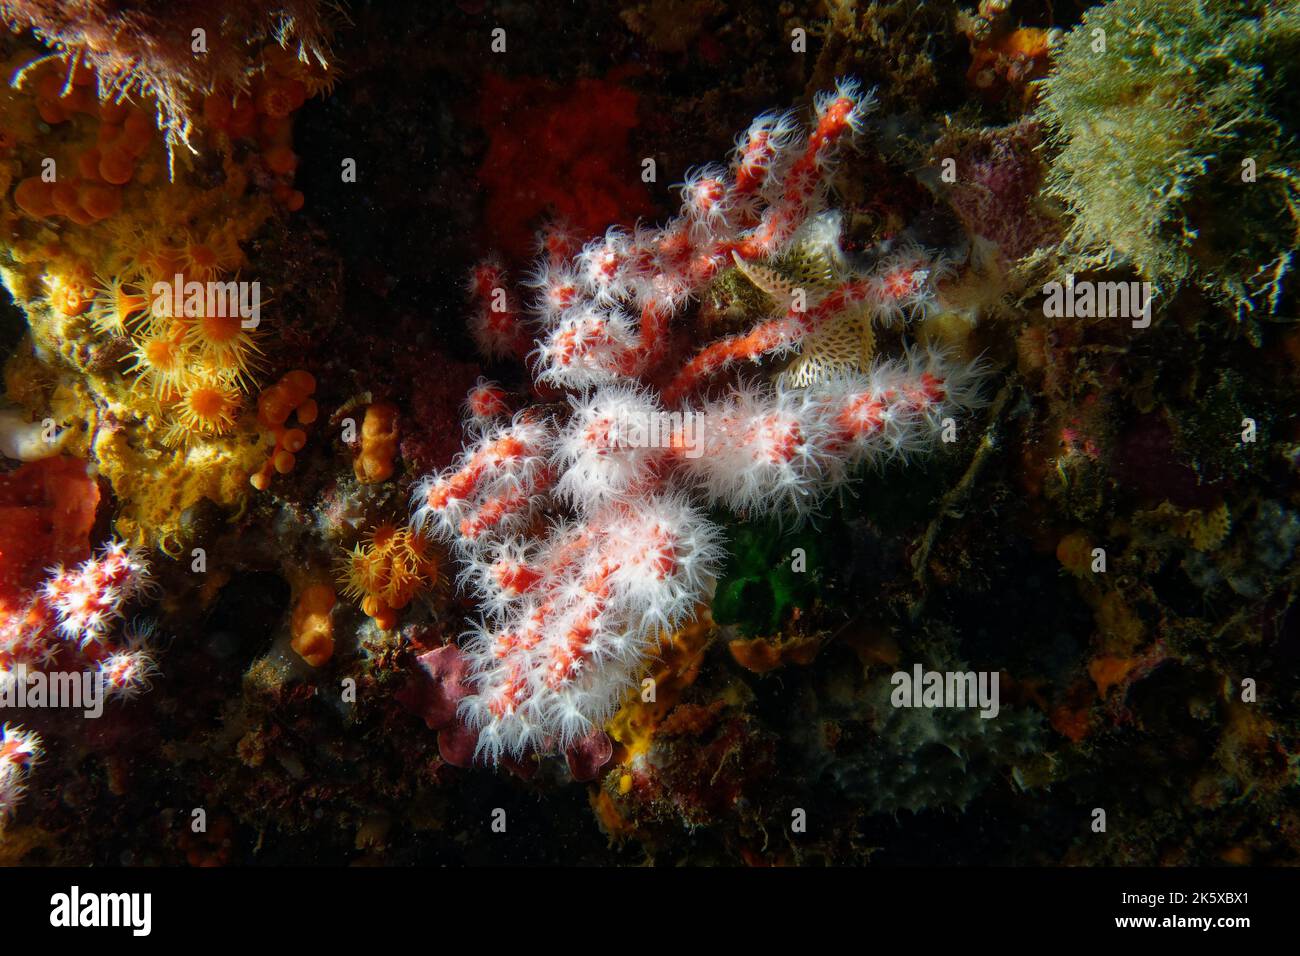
xmin=353 ymin=402 xmax=400 ymax=484
xmin=30 ymin=59 xmax=96 ymax=123
xmin=203 ymin=47 xmax=318 ymax=212
xmin=2 ymin=42 xmax=343 ymax=527
xmin=963 ymin=19 xmax=1054 ymax=106
xmin=337 ymin=524 xmax=439 ymax=631
xmin=12 ymin=62 xmax=156 ymax=225
xmin=44 ymin=264 xmax=97 ymax=317
xmin=250 ymin=370 xmax=318 ymax=490
xmin=255 ymin=72 xmax=309 ymax=121
xmin=97 ymin=259 xmax=267 ymax=444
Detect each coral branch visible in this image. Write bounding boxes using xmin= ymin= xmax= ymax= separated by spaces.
xmin=415 ymin=78 xmax=987 ymax=766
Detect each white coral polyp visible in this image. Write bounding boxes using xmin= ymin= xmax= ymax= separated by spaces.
xmin=553 ymin=385 xmax=667 ymax=510
xmin=451 ymin=494 xmax=722 ymax=762
xmin=411 ymin=413 xmax=554 ymax=546
xmin=533 ymin=304 xmax=638 ymax=390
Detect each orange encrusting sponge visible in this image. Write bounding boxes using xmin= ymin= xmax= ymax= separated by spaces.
xmin=250 ymin=369 xmax=318 ymax=490
xmin=353 ymin=402 xmax=400 ymax=483
xmin=289 ymin=582 xmax=336 ymax=667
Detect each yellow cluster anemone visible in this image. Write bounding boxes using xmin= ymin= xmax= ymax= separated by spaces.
xmin=337 ymin=525 xmax=441 ymax=631
xmin=0 ymin=39 xmax=326 ymax=549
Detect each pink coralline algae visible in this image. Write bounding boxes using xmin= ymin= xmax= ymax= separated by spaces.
xmin=412 ymin=79 xmax=987 ymax=765
xmin=935 ymin=119 xmax=1061 ymax=265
